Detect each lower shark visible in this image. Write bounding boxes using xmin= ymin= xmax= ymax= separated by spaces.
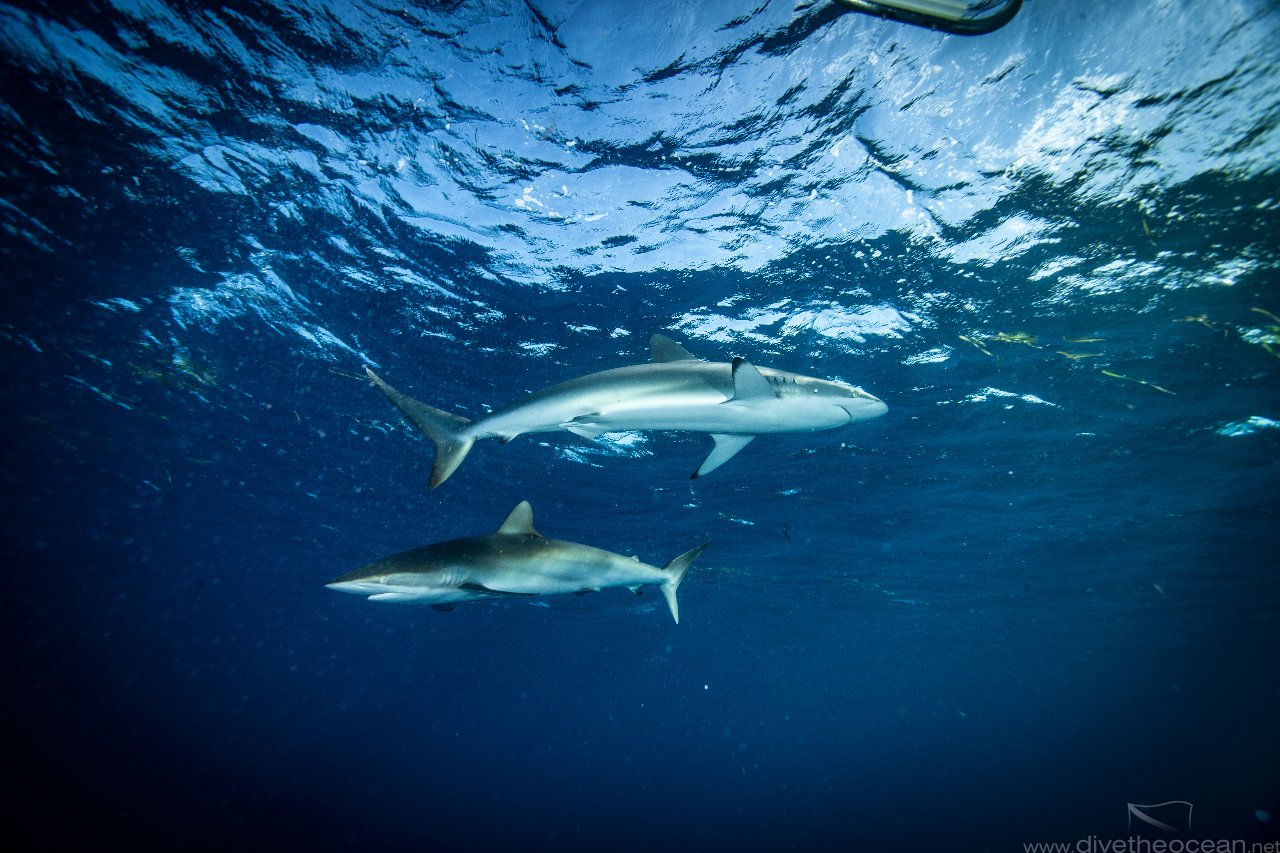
xmin=365 ymin=334 xmax=886 ymax=487
xmin=326 ymin=501 xmax=708 ymax=624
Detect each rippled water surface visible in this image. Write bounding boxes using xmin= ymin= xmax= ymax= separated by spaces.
xmin=4 ymin=1 xmax=1279 ymax=849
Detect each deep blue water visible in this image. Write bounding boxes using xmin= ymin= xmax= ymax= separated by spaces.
xmin=4 ymin=1 xmax=1279 ymax=850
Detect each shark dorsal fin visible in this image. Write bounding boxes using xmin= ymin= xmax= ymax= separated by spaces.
xmin=651 ymin=334 xmax=698 ymax=363
xmin=497 ymin=501 xmax=542 ymax=536
xmin=730 ymin=357 xmax=777 ymax=401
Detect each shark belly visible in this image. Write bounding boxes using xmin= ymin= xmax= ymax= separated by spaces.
xmin=583 ymin=397 xmax=852 ymax=435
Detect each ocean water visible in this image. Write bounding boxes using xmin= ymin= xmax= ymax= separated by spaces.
xmin=4 ymin=0 xmax=1279 ymax=850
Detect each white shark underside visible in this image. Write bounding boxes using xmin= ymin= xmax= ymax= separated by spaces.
xmin=326 ymin=501 xmax=708 ymax=623
xmin=366 ymin=334 xmax=887 ymax=488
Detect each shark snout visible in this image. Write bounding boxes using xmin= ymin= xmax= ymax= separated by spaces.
xmin=840 ymin=389 xmax=888 ymax=422
xmin=325 ymin=579 xmax=382 ymax=596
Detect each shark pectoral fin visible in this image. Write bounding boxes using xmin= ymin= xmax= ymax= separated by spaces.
xmin=730 ymin=357 xmax=777 ymax=400
xmin=431 ymin=604 xmax=456 ymax=612
xmin=496 ymin=501 xmax=542 ymax=537
xmin=459 ymin=581 xmax=539 ymax=597
xmin=651 ymin=334 xmax=699 ymax=363
xmin=562 ymin=414 xmax=607 ymax=439
xmin=692 ymin=434 xmax=756 ymax=479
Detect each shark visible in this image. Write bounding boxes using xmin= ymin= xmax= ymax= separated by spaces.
xmin=326 ymin=501 xmax=708 ymax=624
xmin=364 ymin=333 xmax=887 ymax=488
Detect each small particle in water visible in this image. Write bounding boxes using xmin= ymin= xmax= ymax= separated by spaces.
xmin=1256 ymin=810 xmax=1270 ymax=823
xmin=704 ymin=684 xmax=709 ymax=690
xmin=1153 ymin=582 xmax=1165 ymax=594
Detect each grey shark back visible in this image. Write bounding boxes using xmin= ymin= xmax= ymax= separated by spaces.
xmin=364 ymin=334 xmax=885 ymax=488
xmin=326 ymin=501 xmax=709 ymax=624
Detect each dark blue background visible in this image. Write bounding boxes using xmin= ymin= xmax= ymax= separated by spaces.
xmin=4 ymin=0 xmax=1279 ymax=850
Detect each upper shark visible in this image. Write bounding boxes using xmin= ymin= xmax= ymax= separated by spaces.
xmin=365 ymin=334 xmax=887 ymax=488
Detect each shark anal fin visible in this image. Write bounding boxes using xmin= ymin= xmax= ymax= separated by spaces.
xmin=459 ymin=581 xmax=539 ymax=597
xmin=730 ymin=357 xmax=777 ymax=400
xmin=430 ymin=604 xmax=456 ymax=612
xmin=628 ymin=586 xmax=644 ymax=597
xmin=496 ymin=501 xmax=542 ymax=537
xmin=692 ymin=433 xmax=755 ymax=479
xmin=651 ymin=334 xmax=699 ymax=363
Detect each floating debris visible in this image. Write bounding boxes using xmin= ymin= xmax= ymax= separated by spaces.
xmin=172 ymin=353 xmax=217 ymax=386
xmin=959 ymin=334 xmax=994 ymax=357
xmin=129 ymin=352 xmax=217 ymax=393
xmin=1100 ymin=369 xmax=1174 ymax=395
xmin=1242 ymin=307 xmax=1280 ymax=358
xmin=988 ymin=331 xmax=1040 ymax=347
xmin=1217 ymin=416 xmax=1280 ymax=437
xmin=960 ymin=331 xmax=1041 ymax=358
xmin=1176 ymin=314 xmax=1218 ymax=331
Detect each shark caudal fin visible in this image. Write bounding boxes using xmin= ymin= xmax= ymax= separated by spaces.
xmin=659 ymin=543 xmax=709 ymax=625
xmin=364 ymin=366 xmax=474 ymax=488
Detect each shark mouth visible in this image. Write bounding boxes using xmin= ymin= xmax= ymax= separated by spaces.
xmin=839 ymin=390 xmax=888 ymax=422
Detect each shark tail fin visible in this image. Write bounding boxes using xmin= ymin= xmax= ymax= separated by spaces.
xmin=659 ymin=543 xmax=709 ymax=625
xmin=364 ymin=366 xmax=474 ymax=488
